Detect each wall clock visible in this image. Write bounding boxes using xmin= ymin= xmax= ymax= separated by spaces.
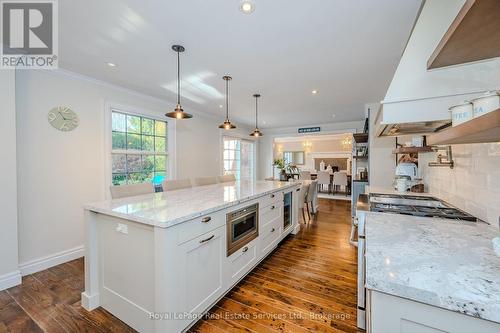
xmin=48 ymin=106 xmax=79 ymax=131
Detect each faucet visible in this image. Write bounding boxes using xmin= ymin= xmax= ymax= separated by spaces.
xmin=428 ymin=146 xmax=454 ymax=169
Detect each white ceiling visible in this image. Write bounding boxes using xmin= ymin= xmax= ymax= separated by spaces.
xmin=59 ymin=0 xmax=422 ymax=128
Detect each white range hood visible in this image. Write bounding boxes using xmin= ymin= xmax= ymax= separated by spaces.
xmin=378 ymin=0 xmax=500 ymax=136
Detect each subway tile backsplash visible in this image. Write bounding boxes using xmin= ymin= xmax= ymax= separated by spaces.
xmin=420 ymin=143 xmax=500 ymax=227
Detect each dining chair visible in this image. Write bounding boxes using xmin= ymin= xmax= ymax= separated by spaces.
xmin=333 ymin=171 xmax=348 ymax=195
xmin=218 ymin=174 xmax=236 ymax=183
xmin=193 ymin=176 xmax=218 ymax=186
xmin=298 ymin=183 xmax=309 ymax=223
xmin=299 ymin=171 xmax=311 ymax=180
xmin=316 ymin=171 xmax=331 ymax=194
xmin=162 ymin=179 xmax=192 ymax=191
xmin=305 ymin=180 xmax=318 ymax=220
xmin=109 ymin=182 xmax=154 ymax=199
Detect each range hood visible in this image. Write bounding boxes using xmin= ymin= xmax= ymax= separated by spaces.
xmin=377 ymin=0 xmax=500 ymax=137
xmin=378 ymin=120 xmax=451 ymax=137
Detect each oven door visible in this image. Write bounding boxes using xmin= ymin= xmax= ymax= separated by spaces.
xmin=227 ymin=206 xmax=259 ymax=256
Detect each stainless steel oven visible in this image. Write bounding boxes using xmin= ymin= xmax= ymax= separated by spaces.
xmin=226 ymin=203 xmax=259 ymax=256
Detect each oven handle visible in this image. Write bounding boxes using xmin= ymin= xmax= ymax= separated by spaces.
xmin=199 ymin=235 xmax=215 ymax=243
xmin=230 ymin=211 xmax=257 ymax=222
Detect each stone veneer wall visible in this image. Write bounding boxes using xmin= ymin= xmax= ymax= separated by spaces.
xmin=419 ymin=143 xmax=500 ymax=227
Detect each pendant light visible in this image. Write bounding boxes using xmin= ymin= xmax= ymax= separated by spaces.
xmin=249 ymin=93 xmax=263 ymax=137
xmin=166 ymin=45 xmax=193 ymax=119
xmin=218 ymin=75 xmax=236 ymax=129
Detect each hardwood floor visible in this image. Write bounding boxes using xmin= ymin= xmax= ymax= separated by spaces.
xmin=0 ymin=199 xmax=361 ymax=333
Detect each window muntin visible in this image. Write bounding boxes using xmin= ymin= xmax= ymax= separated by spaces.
xmin=111 ymin=111 xmax=168 ymax=185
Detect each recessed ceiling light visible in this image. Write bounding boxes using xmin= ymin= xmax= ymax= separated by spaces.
xmin=312 ymin=90 xmax=318 ymax=95
xmin=106 ymin=62 xmax=117 ymax=68
xmin=263 ymin=120 xmax=266 ymax=125
xmin=239 ymin=1 xmax=255 ymax=14
xmin=219 ymin=104 xmax=223 ymax=109
xmin=332 ymin=114 xmax=336 ymax=118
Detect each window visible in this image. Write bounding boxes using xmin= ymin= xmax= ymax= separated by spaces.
xmin=111 ymin=111 xmax=168 ymax=186
xmin=223 ymin=137 xmax=255 ymax=180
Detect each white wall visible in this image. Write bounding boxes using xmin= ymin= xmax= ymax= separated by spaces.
xmin=258 ymin=121 xmax=364 ymax=179
xmin=15 ymin=69 xmax=246 ymax=270
xmin=420 ymin=143 xmax=500 ymax=227
xmin=369 ymin=103 xmax=396 ymax=188
xmin=0 ymin=70 xmax=21 ymax=289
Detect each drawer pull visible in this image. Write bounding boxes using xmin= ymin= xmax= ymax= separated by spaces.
xmin=242 ymin=246 xmax=249 ymax=253
xmin=270 ymin=205 xmax=275 ymax=210
xmin=201 ymin=216 xmax=211 ymax=223
xmin=271 ymin=228 xmax=275 ymax=233
xmin=296 ymin=188 xmax=300 ymax=192
xmin=199 ymin=235 xmax=215 ymax=243
xmin=270 ymin=194 xmax=275 ymax=198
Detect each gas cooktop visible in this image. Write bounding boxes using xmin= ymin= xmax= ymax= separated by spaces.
xmin=369 ymin=193 xmax=477 ymax=221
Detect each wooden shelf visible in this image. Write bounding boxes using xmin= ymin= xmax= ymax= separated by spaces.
xmin=427 ymin=108 xmax=500 ymax=145
xmin=353 ymin=133 xmax=368 ymax=144
xmin=392 ymin=147 xmax=434 ymax=154
xmin=428 ymin=0 xmax=500 ymax=69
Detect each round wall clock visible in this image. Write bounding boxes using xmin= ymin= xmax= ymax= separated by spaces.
xmin=48 ymin=106 xmax=79 ymax=131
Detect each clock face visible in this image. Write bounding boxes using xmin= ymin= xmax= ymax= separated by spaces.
xmin=48 ymin=106 xmax=79 ymax=132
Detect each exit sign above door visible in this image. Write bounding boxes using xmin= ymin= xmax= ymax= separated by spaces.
xmin=298 ymin=127 xmax=320 ymax=133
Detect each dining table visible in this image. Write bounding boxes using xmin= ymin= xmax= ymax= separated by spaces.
xmin=309 ymin=172 xmax=352 ymax=195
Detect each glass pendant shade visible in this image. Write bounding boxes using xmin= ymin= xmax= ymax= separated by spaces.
xmin=219 ymin=75 xmax=236 ymax=130
xmin=166 ymin=45 xmax=193 ymax=119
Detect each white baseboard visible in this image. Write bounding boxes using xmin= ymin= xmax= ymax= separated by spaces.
xmin=0 ymin=270 xmax=22 ymax=291
xmin=19 ymin=245 xmax=84 ymax=276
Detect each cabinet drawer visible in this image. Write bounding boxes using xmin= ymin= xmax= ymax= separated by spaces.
xmin=177 ymin=210 xmax=226 ymax=245
xmin=225 ymin=238 xmax=258 ymax=287
xmin=260 ymin=191 xmax=283 ymax=209
xmin=259 ymin=217 xmax=281 ymax=256
xmin=260 ymin=203 xmax=282 ymax=227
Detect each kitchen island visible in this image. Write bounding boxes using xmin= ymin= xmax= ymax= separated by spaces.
xmin=81 ymin=180 xmax=301 ymax=333
xmin=358 ymin=188 xmax=500 ymax=332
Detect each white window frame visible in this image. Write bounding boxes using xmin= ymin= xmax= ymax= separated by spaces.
xmin=221 ymin=135 xmax=256 ymax=181
xmin=104 ymin=102 xmax=176 ymax=198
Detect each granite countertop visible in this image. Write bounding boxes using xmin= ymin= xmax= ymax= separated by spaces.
xmin=365 ymin=211 xmax=500 ymax=323
xmin=84 ymin=180 xmax=298 ymax=228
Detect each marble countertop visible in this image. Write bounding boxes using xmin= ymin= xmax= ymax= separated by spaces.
xmin=365 ymin=211 xmax=500 ymax=323
xmin=84 ymin=180 xmax=298 ymax=228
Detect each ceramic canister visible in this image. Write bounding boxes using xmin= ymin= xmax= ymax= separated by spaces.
xmin=471 ymin=91 xmax=500 ymax=118
xmin=449 ymin=101 xmax=473 ymax=126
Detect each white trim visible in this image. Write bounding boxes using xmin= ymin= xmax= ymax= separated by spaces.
xmin=0 ymin=270 xmax=22 ymax=291
xmin=18 ymin=245 xmax=84 ymax=276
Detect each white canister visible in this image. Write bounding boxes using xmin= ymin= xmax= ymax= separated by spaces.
xmin=396 ymin=178 xmax=408 ymax=193
xmin=449 ymin=101 xmax=473 ymax=126
xmin=471 ymin=91 xmax=500 ymax=118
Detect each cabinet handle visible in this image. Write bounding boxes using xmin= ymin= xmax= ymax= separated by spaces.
xmin=242 ymin=246 xmax=249 ymax=253
xmin=270 ymin=194 xmax=275 ymax=198
xmin=296 ymin=188 xmax=300 ymax=192
xmin=201 ymin=216 xmax=211 ymax=223
xmin=271 ymin=228 xmax=275 ymax=233
xmin=199 ymin=235 xmax=215 ymax=243
xmin=270 ymin=205 xmax=275 ymax=210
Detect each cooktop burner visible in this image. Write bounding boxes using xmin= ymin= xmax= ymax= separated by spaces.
xmin=370 ymin=193 xmax=477 ymax=221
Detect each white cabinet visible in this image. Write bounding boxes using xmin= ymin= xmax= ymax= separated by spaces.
xmin=224 ymin=238 xmax=258 ymax=288
xmin=369 ymin=290 xmax=500 ymax=333
xmin=177 ymin=225 xmax=225 ymax=315
xmin=259 ymin=217 xmax=281 ymax=256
